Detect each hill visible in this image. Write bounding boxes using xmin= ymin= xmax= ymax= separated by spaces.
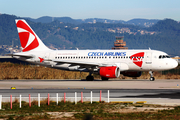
xmin=25 ymin=16 xmax=159 ymax=27
xmin=26 ymin=16 xmax=81 ymax=25
xmin=0 ymin=14 xmax=179 ymax=56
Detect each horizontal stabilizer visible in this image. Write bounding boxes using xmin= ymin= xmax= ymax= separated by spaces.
xmin=6 ymin=53 xmax=34 ymax=58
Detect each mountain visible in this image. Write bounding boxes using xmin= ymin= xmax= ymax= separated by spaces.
xmin=25 ymin=16 xmax=159 ymax=27
xmin=148 ymin=18 xmax=180 ymax=32
xmin=0 ymin=14 xmax=179 ymax=56
xmin=146 ymin=19 xmax=180 ymax=56
xmin=26 ymin=16 xmax=81 ymax=25
xmin=0 ymin=14 xmax=20 ymax=45
xmin=126 ymin=19 xmax=159 ymax=27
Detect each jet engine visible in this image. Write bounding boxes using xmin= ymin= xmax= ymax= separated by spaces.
xmin=121 ymin=71 xmax=142 ymax=77
xmin=99 ymin=66 xmax=120 ymax=78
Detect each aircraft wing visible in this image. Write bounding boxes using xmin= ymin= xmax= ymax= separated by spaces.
xmin=52 ymin=59 xmax=129 ymax=71
xmin=52 ymin=59 xmax=111 ymax=68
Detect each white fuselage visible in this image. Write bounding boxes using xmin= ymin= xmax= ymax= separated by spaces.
xmin=14 ymin=49 xmax=178 ymax=73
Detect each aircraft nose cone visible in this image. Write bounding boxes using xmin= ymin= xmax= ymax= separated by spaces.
xmin=171 ymin=59 xmax=178 ymax=68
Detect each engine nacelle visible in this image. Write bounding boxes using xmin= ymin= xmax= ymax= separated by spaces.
xmin=121 ymin=71 xmax=142 ymax=77
xmin=99 ymin=66 xmax=120 ymax=78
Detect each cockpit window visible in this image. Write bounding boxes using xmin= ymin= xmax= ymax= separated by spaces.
xmin=159 ymin=55 xmax=170 ymax=59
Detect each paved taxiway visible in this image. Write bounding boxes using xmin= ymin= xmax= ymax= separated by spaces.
xmin=0 ymin=79 xmax=180 ymax=105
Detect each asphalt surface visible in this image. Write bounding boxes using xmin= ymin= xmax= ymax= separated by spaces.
xmin=0 ymin=79 xmax=180 ymax=105
xmin=0 ymin=89 xmax=180 ymax=98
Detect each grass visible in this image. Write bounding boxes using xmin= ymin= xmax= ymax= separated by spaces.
xmin=0 ymin=100 xmax=180 ymax=119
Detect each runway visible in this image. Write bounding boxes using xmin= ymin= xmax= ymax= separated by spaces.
xmin=0 ymin=79 xmax=180 ymax=105
xmin=0 ymin=79 xmax=180 ymax=89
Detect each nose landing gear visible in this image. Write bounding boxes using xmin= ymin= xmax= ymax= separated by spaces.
xmin=149 ymin=71 xmax=155 ymax=81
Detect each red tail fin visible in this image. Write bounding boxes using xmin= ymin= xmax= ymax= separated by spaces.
xmin=15 ymin=19 xmax=50 ymax=52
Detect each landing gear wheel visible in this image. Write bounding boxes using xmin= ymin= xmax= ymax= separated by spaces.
xmin=149 ymin=71 xmax=155 ymax=81
xmin=86 ymin=75 xmax=94 ymax=81
xmin=150 ymin=77 xmax=155 ymax=81
xmin=101 ymin=77 xmax=109 ymax=81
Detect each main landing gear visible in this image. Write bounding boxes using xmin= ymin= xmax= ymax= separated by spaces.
xmin=86 ymin=73 xmax=94 ymax=81
xmin=101 ymin=77 xmax=109 ymax=81
xmin=149 ymin=71 xmax=155 ymax=81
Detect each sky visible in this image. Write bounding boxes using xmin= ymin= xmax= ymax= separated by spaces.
xmin=0 ymin=0 xmax=180 ymax=21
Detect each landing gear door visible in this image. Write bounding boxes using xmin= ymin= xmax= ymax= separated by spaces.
xmin=145 ymin=52 xmax=152 ymax=68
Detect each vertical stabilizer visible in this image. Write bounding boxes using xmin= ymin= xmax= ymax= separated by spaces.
xmin=15 ymin=19 xmax=50 ymax=52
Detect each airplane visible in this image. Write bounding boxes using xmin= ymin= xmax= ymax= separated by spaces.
xmin=9 ymin=19 xmax=178 ymax=81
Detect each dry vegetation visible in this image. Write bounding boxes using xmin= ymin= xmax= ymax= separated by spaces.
xmin=0 ymin=62 xmax=89 ymax=79
xmin=0 ymin=100 xmax=179 ymax=120
xmin=0 ymin=62 xmax=179 ymax=80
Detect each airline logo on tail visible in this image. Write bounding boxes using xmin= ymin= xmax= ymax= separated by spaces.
xmin=16 ymin=20 xmax=39 ymax=52
xmin=130 ymin=52 xmax=144 ymax=67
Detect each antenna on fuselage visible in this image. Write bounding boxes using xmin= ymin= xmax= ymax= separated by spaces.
xmin=149 ymin=47 xmax=151 ymax=50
